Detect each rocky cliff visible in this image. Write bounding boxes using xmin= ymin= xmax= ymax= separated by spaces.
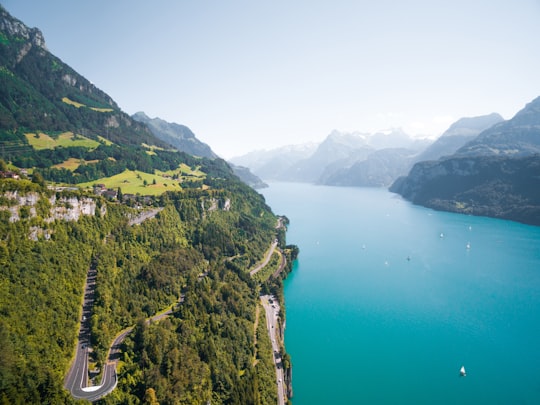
xmin=1 ymin=190 xmax=104 ymax=223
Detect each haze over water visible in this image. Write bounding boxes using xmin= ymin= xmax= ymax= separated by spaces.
xmin=261 ymin=182 xmax=540 ymax=404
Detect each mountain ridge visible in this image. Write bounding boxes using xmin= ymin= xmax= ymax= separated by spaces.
xmin=132 ymin=111 xmax=267 ymax=188
xmin=455 ymin=96 xmax=540 ymax=157
xmin=231 ymin=128 xmax=431 ymax=185
xmin=0 ymin=4 xmax=267 ymax=191
xmin=132 ymin=111 xmax=218 ymax=159
xmin=391 ymin=98 xmax=540 ymax=225
xmin=0 ymin=4 xmax=163 ymax=151
xmin=413 ymin=113 xmax=504 ymax=163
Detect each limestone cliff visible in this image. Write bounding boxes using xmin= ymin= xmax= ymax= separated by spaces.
xmin=1 ymin=190 xmax=106 ymax=226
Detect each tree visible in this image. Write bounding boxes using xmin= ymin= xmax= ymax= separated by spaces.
xmin=144 ymin=387 xmax=159 ymax=405
xmin=31 ymin=171 xmax=45 ymax=187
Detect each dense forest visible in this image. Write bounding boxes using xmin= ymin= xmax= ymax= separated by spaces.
xmin=0 ymin=174 xmax=297 ymax=404
xmin=0 ymin=6 xmax=298 ymax=404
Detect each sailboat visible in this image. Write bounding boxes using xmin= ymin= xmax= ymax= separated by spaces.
xmin=459 ymin=366 xmax=466 ymax=377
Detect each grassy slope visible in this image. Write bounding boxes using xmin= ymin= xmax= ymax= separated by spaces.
xmin=24 ymin=131 xmax=101 ymax=150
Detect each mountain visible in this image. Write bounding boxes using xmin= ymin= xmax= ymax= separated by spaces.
xmin=390 ymin=98 xmax=540 ymax=225
xmin=0 ymin=6 xmax=294 ymax=403
xmin=290 ymin=130 xmax=374 ymax=183
xmin=455 ymin=96 xmax=540 ymax=157
xmin=414 ymin=113 xmax=504 ymax=162
xmin=315 ymin=129 xmax=431 ymax=187
xmin=132 ymin=111 xmax=218 ymax=159
xmin=132 ymin=112 xmax=267 ymax=187
xmin=319 ymin=148 xmax=419 ymax=187
xmin=230 ymin=142 xmax=318 ymax=180
xmin=323 ymin=115 xmax=505 ymax=188
xmin=0 ymin=7 xmax=164 ymax=150
xmin=232 ymin=129 xmax=430 ymax=186
xmin=227 ymin=162 xmax=268 ymax=189
xmin=0 ymin=5 xmax=267 ymax=191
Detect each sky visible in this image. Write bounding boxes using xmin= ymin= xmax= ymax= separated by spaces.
xmin=3 ymin=0 xmax=540 ymax=158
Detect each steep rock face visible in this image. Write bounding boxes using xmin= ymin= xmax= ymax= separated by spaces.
xmin=0 ymin=191 xmax=105 ymax=223
xmin=0 ymin=7 xmax=47 ymax=53
xmin=48 ymin=195 xmax=102 ymax=222
xmin=200 ymin=197 xmax=232 ymax=217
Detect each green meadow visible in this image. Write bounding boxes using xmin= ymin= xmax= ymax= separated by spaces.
xmin=62 ymin=96 xmax=113 ymax=112
xmin=25 ymin=132 xmax=101 ymax=150
xmin=52 ymin=158 xmax=99 ymax=171
xmin=78 ymin=166 xmax=206 ymax=196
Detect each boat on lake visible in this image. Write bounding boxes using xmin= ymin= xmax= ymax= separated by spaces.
xmin=460 ymin=366 xmax=466 ymax=376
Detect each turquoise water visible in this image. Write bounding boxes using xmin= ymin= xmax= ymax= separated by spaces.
xmin=261 ymin=182 xmax=540 ymax=404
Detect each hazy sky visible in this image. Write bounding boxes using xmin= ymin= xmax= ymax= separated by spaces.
xmin=3 ymin=1 xmax=540 ymax=158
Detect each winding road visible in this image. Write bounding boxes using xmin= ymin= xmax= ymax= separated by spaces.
xmin=65 ymin=308 xmax=174 ymax=401
xmin=64 ymin=264 xmax=175 ymax=401
xmin=66 ymin=232 xmax=283 ymax=401
xmin=64 ymin=265 xmax=120 ymax=401
xmin=250 ymin=240 xmax=278 ymax=276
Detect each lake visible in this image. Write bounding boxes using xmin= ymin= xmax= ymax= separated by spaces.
xmin=261 ymin=182 xmax=540 ymax=404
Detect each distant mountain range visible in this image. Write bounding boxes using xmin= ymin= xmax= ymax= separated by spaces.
xmin=233 ymin=102 xmax=540 ymax=225
xmin=230 ymin=142 xmax=318 ymax=181
xmin=391 ymin=97 xmax=540 ymax=225
xmin=231 ymin=128 xmax=431 ymax=186
xmin=4 ymin=0 xmax=536 ymax=225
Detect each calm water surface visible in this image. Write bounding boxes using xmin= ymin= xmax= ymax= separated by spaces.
xmin=261 ymin=182 xmax=540 ymax=405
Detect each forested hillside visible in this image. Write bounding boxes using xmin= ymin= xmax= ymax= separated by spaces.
xmin=0 ymin=174 xmax=296 ymax=404
xmin=0 ymin=5 xmax=297 ymax=404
